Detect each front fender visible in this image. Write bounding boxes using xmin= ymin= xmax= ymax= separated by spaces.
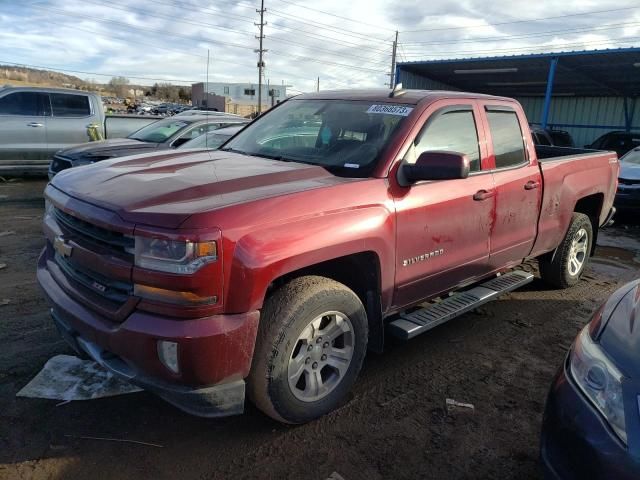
xmin=223 ymin=205 xmax=396 ymax=313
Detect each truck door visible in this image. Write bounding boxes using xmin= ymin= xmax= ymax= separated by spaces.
xmin=480 ymin=104 xmax=542 ymax=268
xmin=0 ymin=91 xmax=50 ymax=161
xmin=393 ymin=102 xmax=495 ymax=308
xmin=45 ymin=93 xmax=95 ymax=156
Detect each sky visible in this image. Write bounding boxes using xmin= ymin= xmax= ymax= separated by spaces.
xmin=1 ymin=0 xmax=639 ymax=93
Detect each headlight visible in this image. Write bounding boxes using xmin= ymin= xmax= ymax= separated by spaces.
xmin=570 ymin=325 xmax=627 ymax=443
xmin=134 ymin=237 xmax=217 ymax=274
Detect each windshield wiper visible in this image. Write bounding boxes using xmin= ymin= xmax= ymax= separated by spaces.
xmin=220 ymin=147 xmax=251 ymax=155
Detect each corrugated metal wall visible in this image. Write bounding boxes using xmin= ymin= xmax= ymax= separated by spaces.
xmin=516 ymin=96 xmax=639 ymax=147
xmin=398 ymin=70 xmax=458 ymax=91
xmin=397 ymin=69 xmax=639 ymax=148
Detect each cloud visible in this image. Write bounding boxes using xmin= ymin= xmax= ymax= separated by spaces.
xmin=0 ymin=0 xmax=637 ymax=92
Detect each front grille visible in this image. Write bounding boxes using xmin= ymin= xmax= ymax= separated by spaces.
xmin=55 ymin=252 xmax=133 ymax=304
xmin=50 ymin=155 xmax=72 ymax=174
xmin=54 ymin=207 xmax=134 ymax=255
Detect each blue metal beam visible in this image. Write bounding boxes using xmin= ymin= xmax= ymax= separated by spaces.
xmin=624 ymin=97 xmax=637 ymax=133
xmin=541 ymin=57 xmax=558 ymax=129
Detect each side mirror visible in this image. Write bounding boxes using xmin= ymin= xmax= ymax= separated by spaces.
xmin=402 ymin=151 xmax=470 ymax=184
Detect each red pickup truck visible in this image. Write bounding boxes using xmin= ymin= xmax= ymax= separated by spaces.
xmin=38 ymin=88 xmax=618 ymax=423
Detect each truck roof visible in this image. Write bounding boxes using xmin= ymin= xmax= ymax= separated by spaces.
xmin=294 ymin=88 xmax=514 ymax=105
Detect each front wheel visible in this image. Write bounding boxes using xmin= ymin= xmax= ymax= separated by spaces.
xmin=247 ymin=276 xmax=368 ymax=424
xmin=539 ymin=212 xmax=593 ymax=289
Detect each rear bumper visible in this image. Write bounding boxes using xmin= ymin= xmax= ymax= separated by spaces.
xmin=37 ymin=248 xmax=260 ymax=417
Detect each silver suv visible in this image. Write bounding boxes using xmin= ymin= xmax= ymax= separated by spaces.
xmin=0 ymin=86 xmax=104 ymax=162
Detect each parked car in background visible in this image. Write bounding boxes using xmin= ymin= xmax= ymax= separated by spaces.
xmin=548 ymin=129 xmax=574 ymax=147
xmin=0 ymin=86 xmax=159 ymax=165
xmin=587 ymin=131 xmax=640 ymax=157
xmin=615 ymin=147 xmax=640 ymax=212
xmin=541 ymin=279 xmax=640 ymax=480
xmin=48 ymin=115 xmax=247 ymax=177
xmin=0 ymin=86 xmax=103 ymax=162
xmin=39 ymin=88 xmax=618 ymax=423
xmin=179 ymin=124 xmax=245 ymax=150
xmin=530 ymin=127 xmax=574 ymax=147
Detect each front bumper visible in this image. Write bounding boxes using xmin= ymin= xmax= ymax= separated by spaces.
xmin=541 ymin=360 xmax=640 ymax=479
xmin=615 ymin=190 xmax=640 ymax=211
xmin=37 ymin=248 xmax=260 ymax=417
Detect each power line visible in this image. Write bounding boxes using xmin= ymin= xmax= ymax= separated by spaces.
xmin=263 ymin=8 xmax=389 ymax=43
xmin=143 ymin=0 xmax=390 ymax=54
xmin=89 ymin=0 xmax=389 ymax=65
xmin=272 ymin=0 xmax=396 ymax=32
xmin=234 ymin=2 xmax=392 ymax=51
xmin=28 ymin=3 xmax=386 ymax=73
xmin=401 ymin=6 xmax=640 ymax=33
xmin=400 ymin=21 xmax=640 ymax=46
xmin=24 ymin=14 xmax=379 ymax=89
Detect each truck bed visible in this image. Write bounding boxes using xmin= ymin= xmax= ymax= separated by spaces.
xmin=535 ymin=145 xmax=606 ymax=162
xmin=535 ymin=145 xmax=613 ymax=162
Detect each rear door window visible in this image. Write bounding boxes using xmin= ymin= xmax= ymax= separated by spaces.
xmin=50 ymin=93 xmax=91 ymax=117
xmin=486 ymin=109 xmax=527 ymax=169
xmin=412 ymin=108 xmax=481 ymax=172
xmin=0 ymin=92 xmax=49 ymax=116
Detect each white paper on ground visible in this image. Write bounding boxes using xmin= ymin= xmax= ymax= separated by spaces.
xmin=16 ymin=354 xmax=142 ymax=401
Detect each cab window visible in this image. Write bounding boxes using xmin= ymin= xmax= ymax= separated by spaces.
xmin=0 ymin=92 xmax=50 ymax=116
xmin=410 ymin=108 xmax=481 ymax=172
xmin=487 ymin=110 xmax=527 ymax=169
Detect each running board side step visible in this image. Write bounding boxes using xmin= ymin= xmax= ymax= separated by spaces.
xmin=387 ymin=270 xmax=534 ymax=340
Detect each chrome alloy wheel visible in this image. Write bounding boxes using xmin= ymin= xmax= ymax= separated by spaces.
xmin=287 ymin=311 xmax=354 ymax=402
xmin=567 ymin=227 xmax=589 ymax=276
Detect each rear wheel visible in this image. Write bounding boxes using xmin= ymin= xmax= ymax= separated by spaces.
xmin=539 ymin=212 xmax=593 ymax=289
xmin=248 ymin=276 xmax=368 ymax=424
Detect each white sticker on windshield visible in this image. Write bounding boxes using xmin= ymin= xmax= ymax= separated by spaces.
xmin=344 ymin=163 xmax=360 ymax=169
xmin=366 ymin=105 xmax=413 ymax=116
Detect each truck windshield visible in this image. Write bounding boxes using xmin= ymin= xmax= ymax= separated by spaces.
xmin=128 ymin=118 xmax=194 ymax=143
xmin=222 ymin=99 xmax=412 ymax=176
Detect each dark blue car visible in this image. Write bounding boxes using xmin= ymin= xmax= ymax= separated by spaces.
xmin=541 ymin=279 xmax=640 ymax=479
xmin=615 ymin=147 xmax=640 ymax=212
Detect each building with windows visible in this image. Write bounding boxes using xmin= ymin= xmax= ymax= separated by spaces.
xmin=191 ymin=82 xmax=287 ymax=116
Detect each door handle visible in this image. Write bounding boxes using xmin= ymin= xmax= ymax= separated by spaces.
xmin=27 ymin=122 xmax=44 ymax=127
xmin=473 ymin=189 xmax=496 ymax=201
xmin=524 ymin=180 xmax=540 ymax=190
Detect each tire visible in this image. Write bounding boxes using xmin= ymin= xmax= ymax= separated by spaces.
xmin=247 ymin=275 xmax=368 ymax=424
xmin=539 ymin=212 xmax=593 ymax=289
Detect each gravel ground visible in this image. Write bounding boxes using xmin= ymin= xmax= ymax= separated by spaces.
xmin=1 ymin=179 xmax=639 ymax=480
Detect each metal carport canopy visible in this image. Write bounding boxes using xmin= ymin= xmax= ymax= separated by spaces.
xmin=396 ymin=47 xmax=640 ymax=129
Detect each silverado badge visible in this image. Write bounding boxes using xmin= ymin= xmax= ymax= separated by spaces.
xmin=403 ymin=248 xmax=444 ymax=267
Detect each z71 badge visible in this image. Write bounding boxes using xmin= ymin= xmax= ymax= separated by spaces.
xmin=403 ymin=248 xmax=444 ymax=267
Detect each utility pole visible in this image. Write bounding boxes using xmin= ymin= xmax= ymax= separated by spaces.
xmin=317 ymin=76 xmax=320 ymax=92
xmin=255 ymin=0 xmax=267 ymax=115
xmin=389 ymin=30 xmax=398 ymax=88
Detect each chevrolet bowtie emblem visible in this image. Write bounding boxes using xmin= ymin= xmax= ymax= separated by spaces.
xmin=53 ymin=236 xmax=73 ymax=258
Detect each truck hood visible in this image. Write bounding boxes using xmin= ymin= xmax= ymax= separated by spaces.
xmin=599 ymin=280 xmax=640 ymax=378
xmin=51 ymin=149 xmax=345 ymax=228
xmin=58 ymin=138 xmax=161 ymax=163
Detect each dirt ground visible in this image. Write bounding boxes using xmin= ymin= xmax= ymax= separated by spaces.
xmin=1 ymin=179 xmax=639 ymax=480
